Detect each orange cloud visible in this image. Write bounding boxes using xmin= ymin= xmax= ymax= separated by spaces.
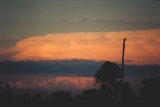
xmin=1 ymin=29 xmax=160 ymax=64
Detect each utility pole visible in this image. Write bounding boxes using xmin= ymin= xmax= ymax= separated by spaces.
xmin=120 ymin=38 xmax=126 ymax=104
xmin=122 ymin=38 xmax=126 ymax=84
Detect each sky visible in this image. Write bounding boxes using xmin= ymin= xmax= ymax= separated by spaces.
xmin=0 ymin=0 xmax=160 ymax=65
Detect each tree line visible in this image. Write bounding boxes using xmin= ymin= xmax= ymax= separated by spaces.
xmin=0 ymin=61 xmax=160 ymax=107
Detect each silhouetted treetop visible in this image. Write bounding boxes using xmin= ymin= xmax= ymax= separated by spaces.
xmin=2 ymin=83 xmax=12 ymax=98
xmin=95 ymin=61 xmax=122 ymax=87
xmin=141 ymin=77 xmax=160 ymax=97
xmin=140 ymin=77 xmax=160 ymax=106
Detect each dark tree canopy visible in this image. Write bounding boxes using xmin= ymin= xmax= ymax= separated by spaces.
xmin=95 ymin=61 xmax=122 ymax=87
xmin=141 ymin=77 xmax=160 ymax=100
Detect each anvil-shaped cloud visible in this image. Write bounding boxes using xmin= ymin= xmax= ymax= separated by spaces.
xmin=0 ymin=29 xmax=160 ymax=64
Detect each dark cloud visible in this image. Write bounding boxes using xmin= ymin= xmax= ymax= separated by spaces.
xmin=0 ymin=59 xmax=160 ymax=77
xmin=125 ymin=64 xmax=160 ymax=76
xmin=81 ymin=18 xmax=88 ymax=22
xmin=0 ymin=59 xmax=103 ymax=75
xmin=62 ymin=19 xmax=68 ymax=22
xmin=94 ymin=19 xmax=160 ymax=30
xmin=125 ymin=59 xmax=133 ymax=63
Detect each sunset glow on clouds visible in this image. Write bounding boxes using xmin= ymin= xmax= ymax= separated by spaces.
xmin=0 ymin=29 xmax=160 ymax=64
xmin=8 ymin=76 xmax=97 ymax=92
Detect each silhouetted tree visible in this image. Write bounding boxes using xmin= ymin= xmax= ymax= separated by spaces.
xmin=47 ymin=91 xmax=74 ymax=107
xmin=13 ymin=91 xmax=32 ymax=107
xmin=0 ymin=81 xmax=3 ymax=101
xmin=140 ymin=77 xmax=160 ymax=106
xmin=2 ymin=83 xmax=12 ymax=98
xmin=76 ymin=89 xmax=115 ymax=107
xmin=0 ymin=83 xmax=13 ymax=107
xmin=95 ymin=61 xmax=122 ymax=88
xmin=0 ymin=81 xmax=2 ymax=95
xmin=122 ymin=82 xmax=137 ymax=107
xmin=0 ymin=80 xmax=140 ymax=107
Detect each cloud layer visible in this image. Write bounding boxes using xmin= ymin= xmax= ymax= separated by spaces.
xmin=0 ymin=29 xmax=160 ymax=64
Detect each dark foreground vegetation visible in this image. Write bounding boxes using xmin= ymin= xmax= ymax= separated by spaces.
xmin=0 ymin=61 xmax=160 ymax=107
xmin=0 ymin=77 xmax=160 ymax=107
